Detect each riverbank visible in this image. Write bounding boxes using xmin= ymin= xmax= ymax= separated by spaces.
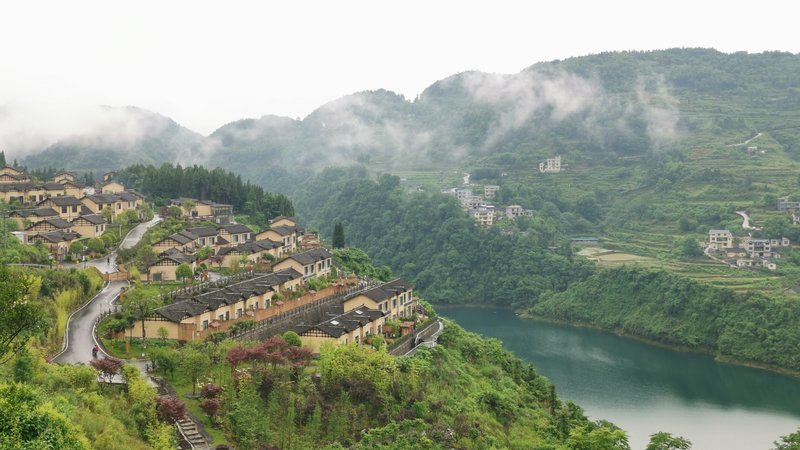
xmin=518 ymin=310 xmax=800 ymax=380
xmin=439 ymin=304 xmax=800 ymax=450
xmin=436 ymin=301 xmax=800 ymax=379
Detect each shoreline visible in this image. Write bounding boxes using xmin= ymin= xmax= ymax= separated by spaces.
xmin=435 ymin=303 xmax=800 ymax=379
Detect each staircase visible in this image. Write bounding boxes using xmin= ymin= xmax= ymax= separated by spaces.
xmin=176 ymin=417 xmax=211 ymax=450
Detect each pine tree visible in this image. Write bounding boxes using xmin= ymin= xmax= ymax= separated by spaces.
xmin=0 ymin=151 xmax=6 ymax=167
xmin=332 ymin=222 xmax=345 ymax=248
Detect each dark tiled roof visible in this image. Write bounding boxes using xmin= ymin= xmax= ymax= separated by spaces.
xmin=73 ymin=214 xmax=106 ymax=225
xmin=359 ymin=279 xmax=413 ymax=302
xmin=31 ymin=231 xmax=81 ymax=243
xmin=41 ymin=196 xmax=83 ymax=207
xmin=222 ymin=224 xmax=251 ymax=234
xmin=28 ymin=217 xmax=73 ymax=230
xmin=187 ymin=226 xmax=218 ymax=238
xmin=295 ymin=306 xmax=385 ymax=338
xmin=9 ymin=208 xmax=58 ymax=218
xmin=287 ymin=248 xmax=331 ymax=266
xmin=156 ymin=300 xmax=211 ymax=323
xmin=0 ymin=183 xmax=34 ymax=192
xmin=269 ymin=215 xmax=296 ymax=224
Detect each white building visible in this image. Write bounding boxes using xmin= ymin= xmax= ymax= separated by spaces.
xmin=506 ymin=205 xmax=534 ymax=219
xmin=539 ymin=156 xmax=562 ymax=173
xmin=484 ymin=185 xmax=500 ymax=199
xmin=708 ymin=229 xmax=733 ymax=249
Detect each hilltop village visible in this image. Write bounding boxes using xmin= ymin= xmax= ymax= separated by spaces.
xmin=0 ymin=164 xmax=424 ymax=353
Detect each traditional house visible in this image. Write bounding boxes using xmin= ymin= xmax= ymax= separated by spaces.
xmin=37 ymin=196 xmax=85 ymax=220
xmin=256 ymin=224 xmax=304 ymax=254
xmin=342 ymin=279 xmax=416 ymax=321
xmin=152 ymin=230 xmax=199 ymax=254
xmin=131 ymin=269 xmax=303 ymax=340
xmin=295 ymin=306 xmax=386 ymax=352
xmin=148 ymin=248 xmax=198 ymax=282
xmin=0 ymin=166 xmax=30 ymax=184
xmin=186 ymin=226 xmax=220 ymax=249
xmin=218 ymin=224 xmax=252 ymax=245
xmin=6 ymin=207 xmax=59 ymax=228
xmin=273 ymin=248 xmax=333 ymax=280
xmin=743 ymin=238 xmax=775 ymax=258
xmin=25 ymin=217 xmax=73 ymax=237
xmin=29 ymin=231 xmax=82 ymax=260
xmin=70 ymin=214 xmax=107 ymax=239
xmin=171 ymin=198 xmax=233 ymax=224
xmin=81 ymin=193 xmax=127 ymax=216
xmin=100 ymin=181 xmax=125 ymax=194
xmin=471 ymin=205 xmax=496 ymax=226
xmin=269 ymin=216 xmax=299 ymax=228
xmin=52 ymin=171 xmax=77 ymax=184
xmin=215 ymin=239 xmax=282 ymax=269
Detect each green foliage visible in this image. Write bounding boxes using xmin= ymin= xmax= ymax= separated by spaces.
xmin=115 ymin=163 xmax=294 ymax=223
xmin=647 ymin=432 xmax=692 ymax=450
xmin=0 ymin=266 xmax=45 ymax=363
xmin=282 ymin=330 xmax=301 ymax=347
xmin=12 ymin=346 xmax=34 ymax=383
xmin=175 ymin=263 xmax=193 ymax=281
xmin=532 ymin=266 xmax=800 ymax=371
xmin=180 ymin=347 xmax=211 ymax=396
xmin=295 ymin=169 xmax=594 ymax=305
xmin=87 ymin=237 xmax=105 ymax=254
xmin=774 ymin=428 xmax=800 ymax=450
xmin=332 ymin=221 xmax=345 ymax=248
xmin=0 ymin=383 xmax=90 ymax=449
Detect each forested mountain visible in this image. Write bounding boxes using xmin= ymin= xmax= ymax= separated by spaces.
xmin=9 ymin=49 xmax=800 ymax=193
xmin=18 ymin=106 xmax=205 ymax=173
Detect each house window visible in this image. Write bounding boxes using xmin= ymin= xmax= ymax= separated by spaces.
xmin=236 ymin=308 xmax=243 ymax=318
xmin=254 ymin=301 xmax=259 ymax=309
xmin=233 ymin=235 xmax=239 ymax=243
xmin=61 ymin=206 xmax=67 ymax=213
xmin=202 ymin=320 xmax=209 ymax=330
xmin=218 ymin=314 xmax=224 ymax=321
xmin=304 ymin=266 xmax=309 ymax=276
xmin=355 ymin=335 xmax=360 ymax=344
xmin=225 ymin=311 xmax=230 ymax=320
xmin=392 ymin=299 xmax=396 ymax=309
xmin=117 ymin=203 xmax=121 ymax=209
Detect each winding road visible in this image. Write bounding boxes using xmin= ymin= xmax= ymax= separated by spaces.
xmin=53 ymin=215 xmax=162 ymax=364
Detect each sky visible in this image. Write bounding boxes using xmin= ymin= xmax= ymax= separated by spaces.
xmin=0 ymin=0 xmax=797 ymax=136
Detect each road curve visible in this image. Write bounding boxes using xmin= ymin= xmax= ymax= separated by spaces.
xmin=53 ymin=215 xmax=162 ymax=364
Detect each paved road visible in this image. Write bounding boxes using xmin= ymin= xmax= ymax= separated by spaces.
xmin=735 ymin=210 xmax=761 ymax=230
xmin=54 ymin=215 xmax=163 ymax=364
xmin=122 ymin=215 xmax=162 ymax=250
xmin=53 ymin=281 xmax=126 ymax=364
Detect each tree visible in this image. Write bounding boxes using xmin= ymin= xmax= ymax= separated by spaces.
xmin=180 ymin=347 xmax=211 ymax=396
xmin=283 ymin=330 xmax=302 ymax=347
xmin=680 ymin=236 xmax=703 ymax=257
xmin=180 ymin=199 xmax=196 ymax=217
xmin=155 ymin=396 xmax=188 ymax=422
xmin=122 ymin=290 xmax=162 ymax=344
xmin=12 ymin=346 xmax=34 ymax=383
xmin=90 ymin=357 xmax=123 ymax=390
xmin=175 ymin=263 xmax=193 ymax=282
xmin=647 ymin=432 xmax=692 ymax=450
xmin=774 ymin=428 xmax=800 ymax=450
xmin=157 ymin=326 xmax=169 ymax=341
xmin=0 ymin=383 xmax=90 ymax=449
xmin=333 ymin=222 xmax=345 ymax=248
xmin=101 ymin=206 xmax=114 ymax=223
xmin=0 ymin=151 xmax=5 ymax=167
xmin=0 ymin=266 xmax=45 ymax=364
xmin=68 ymin=241 xmax=85 ymax=259
xmin=86 ymin=237 xmax=104 ymax=254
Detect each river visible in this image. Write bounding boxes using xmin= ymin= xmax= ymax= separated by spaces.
xmin=436 ymin=305 xmax=800 ymax=450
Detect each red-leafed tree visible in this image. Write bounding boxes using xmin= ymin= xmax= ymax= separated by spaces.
xmin=89 ymin=357 xmax=123 ymax=391
xmin=156 ymin=395 xmax=188 ymax=422
xmin=200 ymin=398 xmax=221 ymax=424
xmin=200 ymin=383 xmax=223 ymax=399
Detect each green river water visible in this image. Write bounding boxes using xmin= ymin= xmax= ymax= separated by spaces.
xmin=436 ymin=305 xmax=800 ymax=450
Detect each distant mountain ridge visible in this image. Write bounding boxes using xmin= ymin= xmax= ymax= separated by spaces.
xmin=16 ymin=48 xmax=800 ymax=191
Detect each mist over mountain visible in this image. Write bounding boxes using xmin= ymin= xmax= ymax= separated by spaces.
xmin=10 ymin=48 xmax=800 ymax=191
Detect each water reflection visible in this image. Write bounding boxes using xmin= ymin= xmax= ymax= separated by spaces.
xmin=437 ymin=305 xmax=800 ymax=450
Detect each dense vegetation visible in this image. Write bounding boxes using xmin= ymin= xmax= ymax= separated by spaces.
xmin=294 ymin=167 xmax=594 ymax=306
xmin=115 ymin=163 xmax=294 ymax=224
xmin=531 ymin=266 xmax=800 ymax=372
xmin=145 ymin=320 xmax=635 ymax=449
